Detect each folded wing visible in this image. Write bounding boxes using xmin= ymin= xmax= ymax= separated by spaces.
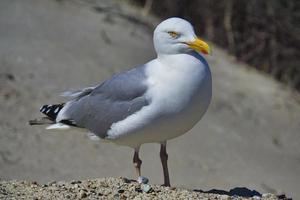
xmin=57 ymin=65 xmax=150 ymax=138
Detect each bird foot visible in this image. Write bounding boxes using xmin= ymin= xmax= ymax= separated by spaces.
xmin=137 ymin=176 xmax=149 ymax=184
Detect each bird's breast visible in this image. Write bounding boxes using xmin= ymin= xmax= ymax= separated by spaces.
xmin=145 ymin=55 xmax=211 ymax=115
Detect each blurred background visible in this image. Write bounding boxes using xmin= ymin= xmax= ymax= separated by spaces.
xmin=0 ymin=0 xmax=299 ymax=198
xmin=133 ymin=0 xmax=300 ymax=91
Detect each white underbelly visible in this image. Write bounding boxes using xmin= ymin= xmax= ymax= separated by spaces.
xmin=109 ymin=72 xmax=212 ymax=147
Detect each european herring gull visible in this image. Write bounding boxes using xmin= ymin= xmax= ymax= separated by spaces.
xmin=30 ymin=17 xmax=212 ymax=186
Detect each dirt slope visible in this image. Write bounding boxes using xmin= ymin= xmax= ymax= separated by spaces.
xmin=0 ymin=0 xmax=299 ymax=199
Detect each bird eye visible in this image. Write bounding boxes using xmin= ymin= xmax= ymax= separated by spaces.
xmin=167 ymin=31 xmax=179 ymax=38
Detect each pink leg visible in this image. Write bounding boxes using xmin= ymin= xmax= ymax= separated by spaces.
xmin=133 ymin=147 xmax=142 ymax=178
xmin=160 ymin=141 xmax=170 ymax=186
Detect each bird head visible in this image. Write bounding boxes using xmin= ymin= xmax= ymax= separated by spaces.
xmin=153 ymin=17 xmax=211 ymax=56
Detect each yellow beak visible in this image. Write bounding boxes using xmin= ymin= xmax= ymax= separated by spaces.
xmin=186 ymin=38 xmax=211 ymax=55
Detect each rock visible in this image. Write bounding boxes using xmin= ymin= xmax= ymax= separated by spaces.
xmin=117 ymin=189 xmax=125 ymax=193
xmin=262 ymin=193 xmax=273 ymax=198
xmin=71 ymin=180 xmax=82 ymax=184
xmin=217 ymin=194 xmax=230 ymax=200
xmin=48 ymin=181 xmax=56 ymax=186
xmin=141 ymin=184 xmax=152 ymax=193
xmin=253 ymin=195 xmax=261 ymax=200
xmin=122 ymin=177 xmax=131 ymax=184
xmin=137 ymin=176 xmax=149 ymax=184
xmin=79 ymin=190 xmax=87 ymax=198
xmin=113 ymin=193 xmax=120 ymax=199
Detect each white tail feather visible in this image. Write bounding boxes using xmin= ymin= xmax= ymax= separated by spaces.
xmin=87 ymin=132 xmax=101 ymax=141
xmin=46 ymin=123 xmax=71 ymax=130
xmin=45 ymin=123 xmax=88 ymax=134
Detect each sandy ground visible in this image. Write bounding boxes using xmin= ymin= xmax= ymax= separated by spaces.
xmin=0 ymin=0 xmax=299 ymax=199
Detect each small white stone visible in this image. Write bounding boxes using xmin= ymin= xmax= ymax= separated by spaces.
xmin=262 ymin=193 xmax=273 ymax=198
xmin=218 ymin=194 xmax=230 ymax=200
xmin=141 ymin=184 xmax=152 ymax=193
xmin=137 ymin=176 xmax=149 ymax=184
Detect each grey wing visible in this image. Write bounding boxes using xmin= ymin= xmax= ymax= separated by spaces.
xmin=57 ymin=65 xmax=149 ymax=138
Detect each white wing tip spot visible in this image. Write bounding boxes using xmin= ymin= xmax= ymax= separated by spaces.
xmin=54 ymin=107 xmax=60 ymax=114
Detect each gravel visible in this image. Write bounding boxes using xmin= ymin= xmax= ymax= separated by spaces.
xmin=0 ymin=177 xmax=283 ymax=200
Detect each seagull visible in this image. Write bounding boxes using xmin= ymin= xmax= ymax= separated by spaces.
xmin=29 ymin=17 xmax=212 ymax=186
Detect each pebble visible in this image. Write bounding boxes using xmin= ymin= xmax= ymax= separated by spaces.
xmin=113 ymin=193 xmax=120 ymax=199
xmin=31 ymin=181 xmax=38 ymax=185
xmin=79 ymin=190 xmax=87 ymax=198
xmin=137 ymin=176 xmax=149 ymax=184
xmin=48 ymin=181 xmax=56 ymax=186
xmin=141 ymin=184 xmax=152 ymax=193
xmin=277 ymin=194 xmax=287 ymax=199
xmin=262 ymin=193 xmax=273 ymax=198
xmin=118 ymin=189 xmax=125 ymax=193
xmin=134 ymin=187 xmax=143 ymax=193
xmin=89 ymin=189 xmax=96 ymax=194
xmin=122 ymin=177 xmax=131 ymax=183
xmin=71 ymin=180 xmax=82 ymax=184
xmin=97 ymin=192 xmax=103 ymax=196
xmin=218 ymin=194 xmax=230 ymax=200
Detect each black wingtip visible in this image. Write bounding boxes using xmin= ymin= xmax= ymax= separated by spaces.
xmin=40 ymin=104 xmax=64 ymax=120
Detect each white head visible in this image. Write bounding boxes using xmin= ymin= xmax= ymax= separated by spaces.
xmin=153 ymin=17 xmax=210 ymax=55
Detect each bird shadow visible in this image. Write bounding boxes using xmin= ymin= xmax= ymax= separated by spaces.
xmin=194 ymin=187 xmax=262 ymax=198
